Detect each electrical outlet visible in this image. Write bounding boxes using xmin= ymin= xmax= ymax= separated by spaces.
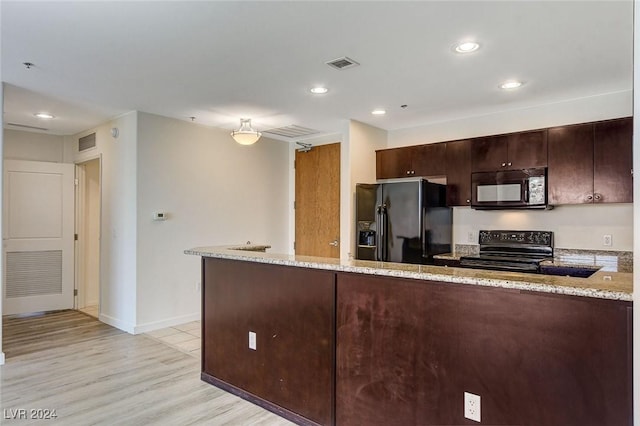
xmin=464 ymin=392 xmax=481 ymax=422
xmin=603 ymin=234 xmax=612 ymax=247
xmin=249 ymin=331 xmax=257 ymax=350
xmin=468 ymin=232 xmax=475 ymax=243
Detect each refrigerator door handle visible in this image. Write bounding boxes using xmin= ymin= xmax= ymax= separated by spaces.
xmin=375 ymin=205 xmax=382 ymax=261
xmin=381 ymin=204 xmax=388 ymax=261
xmin=419 ymin=182 xmax=426 ymax=257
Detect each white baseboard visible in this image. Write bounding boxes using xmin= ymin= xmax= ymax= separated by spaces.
xmin=0 ymin=352 xmax=5 ymax=365
xmin=133 ymin=312 xmax=201 ymax=335
xmin=99 ymin=313 xmax=136 ymax=334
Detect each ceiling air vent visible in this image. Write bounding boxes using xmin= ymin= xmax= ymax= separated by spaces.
xmin=6 ymin=123 xmax=48 ymax=131
xmin=326 ymin=56 xmax=360 ymax=70
xmin=79 ymin=133 xmax=96 ymax=152
xmin=263 ymin=125 xmax=321 ymax=139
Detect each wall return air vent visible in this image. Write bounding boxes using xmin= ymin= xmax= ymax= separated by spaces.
xmin=78 ymin=133 xmax=96 ymax=152
xmin=326 ymin=56 xmax=360 ymax=70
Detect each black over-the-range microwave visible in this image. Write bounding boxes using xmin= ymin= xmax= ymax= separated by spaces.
xmin=471 ymin=167 xmax=548 ymax=209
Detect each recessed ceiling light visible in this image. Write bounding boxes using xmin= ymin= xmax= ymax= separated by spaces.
xmin=499 ymin=80 xmax=523 ymax=90
xmin=454 ymin=41 xmax=480 ymax=53
xmin=34 ymin=112 xmax=55 ymax=119
xmin=371 ymin=109 xmax=386 ymax=115
xmin=310 ymin=87 xmax=329 ymax=94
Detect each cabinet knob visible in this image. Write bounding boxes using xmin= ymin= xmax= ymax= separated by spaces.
xmin=501 ymin=162 xmax=506 ymax=167
xmin=507 ymin=162 xmax=512 ymax=167
xmin=406 ymin=171 xmax=411 ymax=175
xmin=466 ymin=199 xmax=471 ymax=204
xmin=586 ymin=195 xmax=593 ymax=201
xmin=594 ymin=193 xmax=602 ymax=201
xmin=411 ymin=170 xmax=415 ymax=175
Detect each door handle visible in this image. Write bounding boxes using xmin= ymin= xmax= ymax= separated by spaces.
xmin=329 ymin=239 xmax=339 ymax=247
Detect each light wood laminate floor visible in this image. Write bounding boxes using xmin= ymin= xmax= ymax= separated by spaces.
xmin=1 ymin=310 xmax=294 ymax=425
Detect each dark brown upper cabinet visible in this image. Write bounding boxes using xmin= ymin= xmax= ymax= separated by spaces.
xmin=376 ymin=143 xmax=446 ymax=179
xmin=445 ymin=139 xmax=472 ymax=206
xmin=548 ymin=117 xmax=632 ymax=205
xmin=593 ymin=117 xmax=633 ymax=203
xmin=471 ymin=130 xmax=548 ymax=172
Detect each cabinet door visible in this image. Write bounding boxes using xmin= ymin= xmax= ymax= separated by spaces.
xmin=548 ymin=123 xmax=594 ymax=205
xmin=445 ymin=139 xmax=472 ymax=206
xmin=507 ymin=130 xmax=547 ymax=169
xmin=411 ymin=143 xmax=447 ymax=176
xmin=594 ymin=117 xmax=633 ymax=203
xmin=470 ymin=135 xmax=509 ymax=172
xmin=376 ymin=148 xmax=411 ymax=179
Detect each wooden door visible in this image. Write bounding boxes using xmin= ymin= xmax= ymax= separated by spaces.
xmin=376 ymin=148 xmax=411 ymax=179
xmin=470 ymin=135 xmax=509 ymax=172
xmin=3 ymin=160 xmax=75 ymax=315
xmin=548 ymin=123 xmax=594 ymax=205
xmin=445 ymin=139 xmax=472 ymax=206
xmin=295 ymin=143 xmax=340 ymax=258
xmin=507 ymin=130 xmax=548 ymax=169
xmin=593 ymin=117 xmax=633 ymax=203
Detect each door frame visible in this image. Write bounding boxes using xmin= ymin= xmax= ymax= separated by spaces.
xmin=74 ymin=155 xmax=102 ymax=313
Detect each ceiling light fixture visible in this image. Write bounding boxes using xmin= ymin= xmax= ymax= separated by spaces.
xmin=231 ymin=118 xmax=262 ymax=145
xmin=500 ymin=80 xmax=523 ymax=90
xmin=310 ymin=87 xmax=328 ymax=94
xmin=454 ymin=41 xmax=480 ymax=53
xmin=34 ymin=112 xmax=55 ymax=119
xmin=371 ymin=109 xmax=386 ymax=115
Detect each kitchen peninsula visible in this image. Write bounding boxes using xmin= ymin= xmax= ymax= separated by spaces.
xmin=186 ymin=245 xmax=633 ymax=426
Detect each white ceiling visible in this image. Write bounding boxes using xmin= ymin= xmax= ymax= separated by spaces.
xmin=1 ymin=1 xmax=633 ymax=140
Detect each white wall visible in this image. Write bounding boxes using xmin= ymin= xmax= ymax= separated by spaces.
xmin=454 ymin=204 xmax=633 ymax=251
xmin=345 ymin=120 xmax=387 ymax=257
xmin=388 ymin=91 xmax=632 ymax=148
xmin=387 ymin=91 xmax=634 ymax=251
xmin=135 ymin=112 xmax=289 ymax=331
xmin=72 ymin=112 xmax=138 ymax=333
xmin=3 ymin=129 xmax=72 ymax=163
xmin=0 ymin=83 xmax=4 ymax=365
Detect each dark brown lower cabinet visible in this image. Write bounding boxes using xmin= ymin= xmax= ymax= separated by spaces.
xmin=202 ymin=258 xmax=335 ymax=426
xmin=336 ymin=273 xmax=632 ymax=426
xmin=201 ymin=259 xmax=632 ymax=426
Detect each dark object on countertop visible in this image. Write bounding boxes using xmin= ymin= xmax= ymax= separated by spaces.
xmin=539 ymin=265 xmax=599 ymax=278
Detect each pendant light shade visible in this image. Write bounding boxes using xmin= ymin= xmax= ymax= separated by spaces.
xmin=231 ymin=118 xmax=261 ymax=145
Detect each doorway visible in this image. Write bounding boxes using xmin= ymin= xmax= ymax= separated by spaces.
xmin=294 ymin=142 xmax=341 ymax=258
xmin=75 ymin=158 xmax=101 ymax=318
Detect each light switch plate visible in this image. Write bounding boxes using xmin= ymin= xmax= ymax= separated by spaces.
xmin=248 ymin=331 xmax=257 ymax=350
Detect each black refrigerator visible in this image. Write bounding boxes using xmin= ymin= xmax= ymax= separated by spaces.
xmin=355 ymin=180 xmax=452 ymax=264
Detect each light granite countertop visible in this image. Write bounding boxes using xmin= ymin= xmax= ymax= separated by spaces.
xmin=186 ymin=245 xmax=633 ymax=302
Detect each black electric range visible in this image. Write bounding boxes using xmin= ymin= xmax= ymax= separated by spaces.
xmin=459 ymin=230 xmax=553 ymax=274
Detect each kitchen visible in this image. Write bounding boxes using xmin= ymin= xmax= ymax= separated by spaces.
xmin=190 ymin=117 xmax=634 ymax=425
xmin=1 ymin=1 xmax=638 ymax=425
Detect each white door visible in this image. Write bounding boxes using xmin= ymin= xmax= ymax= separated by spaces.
xmin=3 ymin=160 xmax=75 ymax=315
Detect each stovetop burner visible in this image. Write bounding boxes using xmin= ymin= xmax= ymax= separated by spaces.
xmin=460 ymin=230 xmax=553 ymax=273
